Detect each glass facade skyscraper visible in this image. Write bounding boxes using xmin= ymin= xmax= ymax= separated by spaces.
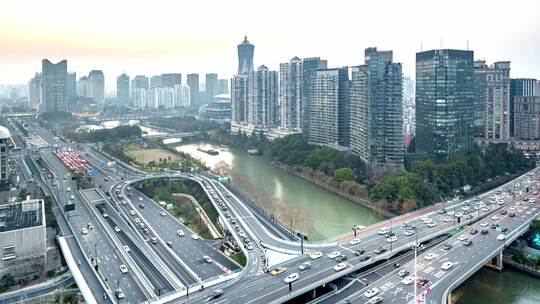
xmin=415 ymin=49 xmax=474 ymax=162
xmin=237 ymin=36 xmax=254 ymax=75
xmin=41 ymin=59 xmax=67 ymax=113
xmin=117 ymin=73 xmax=130 ymax=105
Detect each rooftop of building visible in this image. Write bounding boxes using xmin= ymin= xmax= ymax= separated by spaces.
xmin=0 ymin=198 xmax=44 ymax=233
xmin=0 ymin=125 xmax=11 ymax=140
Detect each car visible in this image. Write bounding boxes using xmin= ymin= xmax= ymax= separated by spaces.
xmin=122 ymin=245 xmax=130 ymax=252
xmin=177 ymin=230 xmax=185 ymax=236
xmin=349 ymin=238 xmax=361 ymax=245
xmin=466 ymin=214 xmax=474 ymax=220
xmin=143 ymin=228 xmax=150 ymax=235
xmin=491 ymin=223 xmax=498 ymax=229
xmin=462 ymin=239 xmax=473 ymax=246
xmin=115 ymin=288 xmax=125 ymax=299
xmin=398 ymin=269 xmax=409 ymax=277
xmin=309 ymin=251 xmax=323 ymax=260
xmin=204 ymin=289 xmax=224 ymax=302
xmin=377 ymin=228 xmax=389 ymax=235
xmin=160 ymin=211 xmax=167 ymax=216
xmin=386 ymin=236 xmax=397 ymax=243
xmin=404 ymin=230 xmax=414 ymax=236
xmin=299 ymin=262 xmax=311 ymax=271
xmin=191 ymin=234 xmax=200 ymax=240
xmin=334 ymin=263 xmax=347 ymax=271
xmin=374 ymin=247 xmax=387 ymax=254
xmin=203 ymin=255 xmax=213 ymax=263
xmin=246 ymin=244 xmax=254 ymax=250
xmin=444 ymin=217 xmax=453 ymax=222
xmin=384 ymin=232 xmax=395 ymax=238
xmin=500 ymin=227 xmax=508 ymax=232
xmin=491 ymin=215 xmax=499 ymax=220
xmin=500 ymin=210 xmax=507 ymax=215
xmin=139 ymin=204 xmax=145 ymax=209
xmin=284 ymin=273 xmax=299 ymax=283
xmin=271 ymin=267 xmax=287 ymax=276
xmin=438 ymin=208 xmax=447 ymax=214
xmin=424 ymin=253 xmax=437 ymax=260
xmin=483 ymin=207 xmax=490 ymax=212
xmin=81 ymin=228 xmax=88 ymax=235
xmin=87 ymin=223 xmax=94 ymax=229
xmin=455 ymin=212 xmax=463 ymax=218
xmin=166 ymin=241 xmax=173 ymax=248
xmin=138 ymin=197 xmax=143 ymax=202
xmin=417 ymin=278 xmax=431 ymax=287
xmin=508 ymin=212 xmax=516 ymax=217
xmin=120 ymin=200 xmax=127 ymax=205
xmin=401 ymin=276 xmax=414 ymax=285
xmin=480 ymin=222 xmax=488 ymax=227
xmin=366 ymin=296 xmax=384 ymax=304
xmin=470 ymin=229 xmax=478 ymax=235
xmin=481 ymin=229 xmax=489 ymax=235
xmin=358 ymin=255 xmax=371 ymax=262
xmin=129 ymin=210 xmax=136 ymax=216
xmin=149 ymin=237 xmax=158 ymax=244
xmin=327 ymin=251 xmax=341 ymax=259
xmin=119 ymin=264 xmax=128 ymax=274
xmin=134 ymin=218 xmax=141 ymax=223
xmin=441 ymin=262 xmax=453 ymax=270
xmin=114 ymin=226 xmax=121 ymax=232
xmin=70 ymin=195 xmax=75 ymax=200
xmin=420 ymin=216 xmax=429 ymax=222
xmin=363 ymin=287 xmax=379 ymax=298
xmin=355 ymin=249 xmax=365 ymax=256
xmin=497 ymin=234 xmax=506 ymax=241
xmin=66 ymin=187 xmax=71 ymax=192
xmin=447 ymin=210 xmax=455 ymax=216
xmin=427 ymin=222 xmax=437 ymax=228
xmin=442 ymin=243 xmax=452 ymax=250
xmin=461 ymin=206 xmax=470 ymax=211
xmin=458 ymin=235 xmax=467 ymax=241
xmin=335 ymin=255 xmax=348 ymax=262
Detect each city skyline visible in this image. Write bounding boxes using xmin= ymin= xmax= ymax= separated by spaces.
xmin=1 ymin=0 xmax=539 ymax=87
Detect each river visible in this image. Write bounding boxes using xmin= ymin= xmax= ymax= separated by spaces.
xmin=174 ymin=141 xmax=540 ymax=303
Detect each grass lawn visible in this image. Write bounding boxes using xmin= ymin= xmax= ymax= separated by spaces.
xmin=125 ymin=147 xmax=179 ymax=165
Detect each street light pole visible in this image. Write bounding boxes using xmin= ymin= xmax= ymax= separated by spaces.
xmin=414 ymin=241 xmax=418 ymax=303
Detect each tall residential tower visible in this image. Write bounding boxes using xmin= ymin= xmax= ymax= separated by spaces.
xmin=237 ymin=35 xmax=254 ymax=74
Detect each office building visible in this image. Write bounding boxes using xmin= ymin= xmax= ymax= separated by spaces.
xmin=307 ymin=67 xmax=349 ymax=147
xmin=187 ymin=74 xmax=200 ymax=106
xmin=132 ymin=88 xmax=147 ymax=109
xmin=415 ymin=49 xmax=474 ymax=161
xmin=247 ymin=66 xmax=278 ymax=127
xmin=132 ymin=75 xmax=149 ymax=91
xmin=88 ymin=70 xmax=105 ymax=103
xmin=77 ymin=76 xmax=89 ymax=98
xmin=116 ymin=73 xmax=130 ymax=105
xmin=279 ymin=57 xmax=303 ymax=130
xmin=0 ymin=198 xmax=46 ymax=279
xmin=302 ymin=57 xmax=328 ymax=132
xmin=66 ymin=72 xmax=77 ymax=102
xmin=514 ymin=96 xmax=540 ymax=140
xmin=231 ymin=74 xmax=249 ymax=123
xmin=174 ymin=84 xmax=190 ymax=107
xmin=510 ymin=78 xmax=540 ymax=136
xmin=474 ymin=61 xmax=511 ymax=140
xmin=205 ymin=73 xmax=218 ymax=104
xmin=350 ymin=48 xmax=404 ymax=171
xmin=41 ymin=59 xmax=68 ymax=113
xmin=161 ymin=73 xmax=182 ymax=88
xmin=28 ymin=73 xmax=42 ymax=111
xmin=0 ymin=126 xmax=11 ymax=185
xmin=237 ymin=35 xmax=255 ymax=74
xmin=218 ymin=79 xmax=229 ymax=95
xmin=150 ymin=75 xmax=162 ymax=89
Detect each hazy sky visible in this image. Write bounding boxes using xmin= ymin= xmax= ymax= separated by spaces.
xmin=1 ymin=0 xmax=539 ymax=89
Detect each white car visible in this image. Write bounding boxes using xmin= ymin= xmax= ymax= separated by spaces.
xmin=444 ymin=217 xmax=452 ymax=222
xmin=386 ymin=236 xmax=397 ymax=243
xmin=441 ymin=262 xmax=453 ymax=270
xmin=480 ymin=222 xmax=488 ymax=227
xmin=283 ymin=273 xmax=299 ymax=283
xmin=134 ymin=218 xmax=141 ymax=223
xmin=191 ymin=234 xmax=200 ymax=240
xmin=160 ymin=211 xmax=167 ymax=216
xmin=420 ymin=216 xmax=429 ymax=222
xmin=177 ymin=230 xmax=185 ymax=237
xmin=327 ymin=251 xmax=341 ymax=259
xmin=114 ymin=226 xmax=121 ymax=232
xmin=377 ymin=228 xmax=389 ymax=235
xmin=363 ymin=287 xmax=379 ymax=298
xmin=455 ymin=212 xmax=463 ymax=218
xmin=309 ymin=251 xmax=323 ymax=260
xmin=427 ymin=222 xmax=437 ymax=228
xmin=458 ymin=235 xmax=468 ymax=241
xmin=66 ymin=187 xmax=71 ymax=192
xmin=447 ymin=210 xmax=455 ymax=216
xmin=122 ymin=245 xmax=130 ymax=252
xmin=404 ymin=230 xmax=414 ymax=236
xmin=401 ymin=276 xmax=414 ymax=285
xmin=299 ymin=262 xmax=311 ymax=271
xmin=129 ymin=210 xmax=136 ymax=216
xmin=424 ymin=253 xmax=437 ymax=260
xmin=497 ymin=234 xmax=506 ymax=241
xmin=349 ymin=238 xmax=361 ymax=245
xmin=491 ymin=215 xmax=499 ymax=220
xmin=138 ymin=197 xmax=143 ymax=202
xmin=461 ymin=206 xmax=470 ymax=211
xmin=70 ymin=195 xmax=75 ymax=200
xmin=119 ymin=264 xmax=128 ymax=274
xmin=81 ymin=228 xmax=88 ymax=235
xmin=333 ymin=263 xmax=347 ymax=271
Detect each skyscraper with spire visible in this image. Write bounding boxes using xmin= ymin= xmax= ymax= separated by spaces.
xmin=237 ymin=35 xmax=254 ymax=74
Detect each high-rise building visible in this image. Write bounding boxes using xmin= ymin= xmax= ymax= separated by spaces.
xmin=350 ymin=48 xmax=404 ymax=171
xmin=116 ymin=73 xmax=130 ymax=105
xmin=247 ymin=66 xmax=278 ymax=127
xmin=279 ymin=57 xmax=303 ymax=130
xmin=150 ymin=75 xmax=162 ymax=89
xmin=174 ymin=84 xmax=191 ymax=107
xmin=28 ymin=73 xmax=42 ymax=111
xmin=187 ymin=74 xmax=199 ymax=106
xmin=205 ymin=73 xmax=218 ymax=104
xmin=66 ymin=72 xmax=77 ymax=101
xmin=237 ymin=35 xmax=254 ymax=74
xmin=161 ymin=73 xmax=182 ymax=88
xmin=514 ymin=96 xmax=540 ymax=140
xmin=415 ymin=49 xmax=474 ymax=161
xmin=88 ymin=70 xmax=105 ymax=103
xmin=41 ymin=59 xmax=68 ymax=113
xmin=474 ymin=61 xmax=511 ymax=140
xmin=132 ymin=88 xmax=147 ymax=109
xmin=77 ymin=76 xmax=89 ymax=98
xmin=403 ymin=76 xmax=414 ymax=100
xmin=0 ymin=125 xmax=11 ymax=184
xmin=218 ymin=79 xmax=229 ymax=95
xmin=302 ymin=57 xmax=328 ymax=132
xmin=510 ymin=78 xmax=539 ymax=136
xmin=231 ymin=74 xmax=249 ymax=123
xmin=307 ymin=67 xmax=349 ymax=147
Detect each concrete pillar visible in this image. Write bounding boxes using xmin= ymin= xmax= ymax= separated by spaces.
xmin=496 ymin=251 xmax=504 ymax=269
xmin=311 ymin=288 xmax=316 ymax=299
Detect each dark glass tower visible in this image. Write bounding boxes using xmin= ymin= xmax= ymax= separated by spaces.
xmin=237 ymin=36 xmax=254 ymax=74
xmin=415 ymin=49 xmax=474 ymax=162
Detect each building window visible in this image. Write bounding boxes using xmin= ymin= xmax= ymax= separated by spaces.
xmin=2 ymin=246 xmax=16 ymax=260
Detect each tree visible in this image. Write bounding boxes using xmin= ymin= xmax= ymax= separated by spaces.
xmin=333 ymin=168 xmax=356 ymax=183
xmin=0 ymin=273 xmax=16 ymax=292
